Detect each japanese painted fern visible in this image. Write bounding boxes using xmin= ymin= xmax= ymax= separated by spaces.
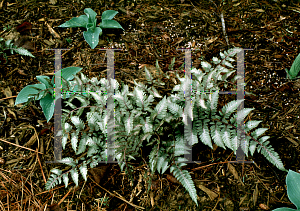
xmin=45 ymin=47 xmax=286 ymax=207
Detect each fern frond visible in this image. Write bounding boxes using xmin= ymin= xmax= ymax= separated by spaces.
xmin=170 ymin=161 xmax=198 ymax=206
xmin=12 ymin=46 xmax=35 ymax=57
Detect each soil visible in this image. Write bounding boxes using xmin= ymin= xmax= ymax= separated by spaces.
xmin=0 ymin=0 xmax=300 ymax=210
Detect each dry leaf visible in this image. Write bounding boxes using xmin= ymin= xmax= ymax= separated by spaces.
xmin=259 ymin=203 xmax=270 ymax=210
xmin=166 ymin=174 xmax=180 ymax=184
xmin=227 ymin=163 xmax=239 ymax=180
xmin=197 ymin=184 xmax=218 ymax=201
xmin=3 ymin=87 xmax=14 ymax=107
xmin=89 ymin=164 xmax=110 ymax=184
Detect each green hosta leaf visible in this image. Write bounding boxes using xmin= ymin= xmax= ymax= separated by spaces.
xmin=15 ymin=84 xmax=46 ymax=105
xmin=51 ymin=67 xmax=83 ymax=85
xmin=39 ymin=93 xmax=55 ymax=123
xmin=36 ymin=76 xmax=52 ymax=89
xmin=101 ymin=10 xmax=119 ymax=20
xmin=84 ymin=8 xmax=97 ymax=24
xmin=99 ymin=19 xmax=124 ymax=30
xmin=272 ymin=170 xmax=300 ymax=211
xmin=58 ymin=15 xmax=88 ymax=28
xmin=83 ymin=27 xmax=102 ymax=49
xmin=272 ymin=208 xmax=297 ymax=211
xmin=285 ymin=53 xmax=300 ymax=79
xmin=286 ymin=170 xmax=300 ymax=209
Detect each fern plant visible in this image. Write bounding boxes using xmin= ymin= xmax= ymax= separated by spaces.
xmin=45 ymin=47 xmax=287 ymax=207
xmin=0 ymin=37 xmax=34 ymax=63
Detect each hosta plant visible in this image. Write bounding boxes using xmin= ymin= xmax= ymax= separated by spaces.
xmin=0 ymin=37 xmax=34 ymax=63
xmin=272 ymin=170 xmax=300 ymax=211
xmin=45 ymin=47 xmax=287 ymax=207
xmin=58 ymin=8 xmax=124 ymax=49
xmin=14 ymin=66 xmax=82 ymax=122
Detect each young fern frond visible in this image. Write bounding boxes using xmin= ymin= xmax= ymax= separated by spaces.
xmin=170 ymin=160 xmax=198 ymax=207
xmin=0 ymin=38 xmax=34 ymax=63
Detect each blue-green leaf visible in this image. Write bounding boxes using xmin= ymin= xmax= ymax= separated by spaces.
xmin=83 ymin=27 xmax=102 ymax=49
xmin=15 ymin=84 xmax=46 ymax=105
xmin=39 ymin=93 xmax=55 ymax=123
xmin=84 ymin=8 xmax=97 ymax=24
xmin=58 ymin=15 xmax=88 ymax=28
xmin=286 ymin=53 xmax=300 ymax=79
xmin=51 ymin=67 xmax=83 ymax=85
xmin=101 ymin=10 xmax=118 ymax=20
xmin=99 ymin=19 xmax=124 ymax=30
xmin=36 ymin=76 xmax=51 ymax=88
xmin=286 ymin=170 xmax=300 ymax=209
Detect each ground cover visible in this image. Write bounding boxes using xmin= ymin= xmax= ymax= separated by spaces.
xmin=0 ymin=0 xmax=300 ymax=210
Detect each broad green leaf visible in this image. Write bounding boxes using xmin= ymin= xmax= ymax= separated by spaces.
xmin=51 ymin=67 xmax=83 ymax=85
xmin=286 ymin=53 xmax=300 ymax=79
xmin=15 ymin=84 xmax=46 ymax=105
xmin=58 ymin=15 xmax=88 ymax=28
xmin=286 ymin=170 xmax=300 ymax=209
xmin=83 ymin=27 xmax=102 ymax=49
xmin=36 ymin=76 xmax=52 ymax=88
xmin=99 ymin=19 xmax=124 ymax=30
xmin=272 ymin=208 xmax=297 ymax=211
xmin=84 ymin=8 xmax=97 ymax=24
xmin=101 ymin=10 xmax=118 ymax=20
xmin=39 ymin=93 xmax=55 ymax=123
xmin=36 ymin=76 xmax=54 ymax=96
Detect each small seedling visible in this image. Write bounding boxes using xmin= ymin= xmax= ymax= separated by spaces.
xmin=58 ymin=8 xmax=124 ymax=49
xmin=0 ymin=37 xmax=34 ymax=63
xmin=66 ymin=37 xmax=72 ymax=44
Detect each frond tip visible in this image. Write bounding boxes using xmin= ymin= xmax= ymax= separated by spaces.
xmin=170 ymin=164 xmax=198 ymax=206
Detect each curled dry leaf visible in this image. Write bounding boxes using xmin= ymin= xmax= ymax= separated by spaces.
xmin=17 ymin=69 xmax=27 ymax=76
xmin=89 ymin=164 xmax=110 ymax=184
xmin=259 ymin=203 xmax=270 ymax=210
xmin=166 ymin=173 xmax=180 ymax=184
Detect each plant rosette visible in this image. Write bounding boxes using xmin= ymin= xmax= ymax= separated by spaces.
xmin=14 ymin=67 xmax=82 ymax=122
xmin=272 ymin=170 xmax=300 ymax=211
xmin=58 ymin=8 xmax=124 ymax=49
